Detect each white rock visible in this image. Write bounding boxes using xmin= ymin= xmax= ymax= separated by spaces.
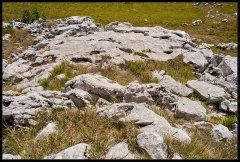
xmin=3 ymin=34 xmax=11 ymax=41
xmin=137 ymin=132 xmax=168 ymax=159
xmin=44 ymin=143 xmax=89 ymax=159
xmin=159 ymin=75 xmax=193 ymax=97
xmin=105 ymin=142 xmax=135 ymax=159
xmin=64 ymin=73 xmax=125 ymax=102
xmin=212 ymin=124 xmax=233 ymax=141
xmin=183 ymin=51 xmax=208 ymax=71
xmin=187 ymin=80 xmax=227 ymax=103
xmin=63 ymin=89 xmax=92 ymax=108
xmin=175 ymin=97 xmax=206 ymax=121
xmin=2 ymin=154 xmax=21 ymax=159
xmin=98 ymin=102 xmax=190 ymax=144
xmin=172 ymin=153 xmax=182 ymax=159
xmin=219 ymin=99 xmax=237 ymax=114
xmin=35 ymin=122 xmax=57 ymax=140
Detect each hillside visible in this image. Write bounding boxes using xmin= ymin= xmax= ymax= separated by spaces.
xmin=2 ymin=2 xmax=238 ymax=159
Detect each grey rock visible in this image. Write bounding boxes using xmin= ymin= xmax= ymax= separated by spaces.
xmin=219 ymin=99 xmax=237 ymax=114
xmin=217 ymin=55 xmax=237 ymax=76
xmin=172 ymin=153 xmax=182 ymax=159
xmin=97 ymin=102 xmax=190 ymax=144
xmin=137 ymin=132 xmax=168 ymax=159
xmin=212 ymin=124 xmax=233 ymax=141
xmin=192 ymin=19 xmax=202 ymax=26
xmin=175 ymin=97 xmax=206 ymax=121
xmin=3 ymin=34 xmax=11 ymax=41
xmin=64 ymin=73 xmax=125 ymax=102
xmin=105 ymin=142 xmax=135 ymax=159
xmin=217 ymin=42 xmax=237 ymax=50
xmin=2 ymin=154 xmax=21 ymax=159
xmin=187 ymin=80 xmax=227 ymax=103
xmin=44 ymin=143 xmax=89 ymax=159
xmin=63 ymin=89 xmax=93 ymax=108
xmin=159 ymin=75 xmax=193 ymax=97
xmin=34 ymin=41 xmax=49 ymax=50
xmin=183 ymin=51 xmax=208 ymax=72
xmin=35 ymin=122 xmax=57 ymax=140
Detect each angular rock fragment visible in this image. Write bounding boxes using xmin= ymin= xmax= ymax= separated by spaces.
xmin=105 ymin=142 xmax=135 ymax=159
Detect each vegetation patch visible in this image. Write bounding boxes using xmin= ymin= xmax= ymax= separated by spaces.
xmin=2 ymin=108 xmax=149 ymax=159
xmin=119 ymin=48 xmax=133 ymax=53
xmin=125 ymin=55 xmax=196 ymax=84
xmin=22 ymin=8 xmax=46 ymax=24
xmin=134 ymin=52 xmax=149 ymax=58
xmin=166 ymin=127 xmax=237 ymax=159
xmin=3 ymin=29 xmax=34 ymax=61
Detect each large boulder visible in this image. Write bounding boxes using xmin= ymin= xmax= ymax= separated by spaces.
xmin=44 ymin=143 xmax=90 ymax=159
xmin=219 ymin=99 xmax=237 ymax=114
xmin=175 ymin=97 xmax=206 ymax=121
xmin=159 ymin=75 xmax=193 ymax=97
xmin=105 ymin=142 xmax=135 ymax=159
xmin=64 ymin=73 xmax=125 ymax=102
xmin=187 ymin=80 xmax=227 ymax=103
xmin=137 ymin=132 xmax=168 ymax=159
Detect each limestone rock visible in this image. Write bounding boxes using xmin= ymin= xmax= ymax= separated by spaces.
xmin=212 ymin=124 xmax=233 ymax=141
xmin=187 ymin=80 xmax=227 ymax=103
xmin=64 ymin=73 xmax=125 ymax=102
xmin=2 ymin=154 xmax=21 ymax=159
xmin=44 ymin=143 xmax=89 ymax=159
xmin=159 ymin=75 xmax=193 ymax=97
xmin=35 ymin=122 xmax=57 ymax=140
xmin=175 ymin=97 xmax=206 ymax=121
xmin=137 ymin=132 xmax=168 ymax=159
xmin=105 ymin=142 xmax=135 ymax=159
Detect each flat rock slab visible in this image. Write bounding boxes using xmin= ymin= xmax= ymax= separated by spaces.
xmin=187 ymin=80 xmax=227 ymax=103
xmin=44 ymin=143 xmax=89 ymax=159
xmin=175 ymin=97 xmax=206 ymax=121
xmin=64 ymin=73 xmax=125 ymax=102
xmin=159 ymin=75 xmax=193 ymax=97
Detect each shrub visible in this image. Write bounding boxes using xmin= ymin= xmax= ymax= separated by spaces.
xmin=22 ymin=8 xmax=46 ymax=24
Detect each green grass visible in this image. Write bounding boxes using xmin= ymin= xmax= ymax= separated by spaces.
xmin=125 ymin=55 xmax=196 ymax=84
xmin=3 ymin=108 xmax=148 ymax=159
xmin=119 ymin=48 xmax=133 ymax=53
xmin=166 ymin=126 xmax=237 ymax=159
xmin=134 ymin=52 xmax=149 ymax=58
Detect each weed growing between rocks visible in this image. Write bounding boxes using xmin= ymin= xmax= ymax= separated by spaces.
xmin=3 ymin=108 xmax=147 ymax=159
xmin=165 ymin=127 xmax=237 ymax=159
xmin=3 ymin=29 xmax=34 ymax=60
xmin=126 ymin=55 xmax=196 ymax=84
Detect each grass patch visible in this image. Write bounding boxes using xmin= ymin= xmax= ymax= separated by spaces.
xmin=166 ymin=126 xmax=237 ymax=159
xmin=207 ymin=115 xmax=237 ymax=129
xmin=119 ymin=48 xmax=133 ymax=53
xmin=39 ymin=61 xmax=93 ymax=90
xmin=2 ymin=108 xmax=147 ymax=159
xmin=126 ymin=55 xmax=196 ymax=84
xmin=3 ymin=29 xmax=34 ymax=61
xmin=134 ymin=52 xmax=149 ymax=58
xmin=39 ymin=61 xmax=138 ymax=90
xmin=3 ymin=84 xmax=22 ymax=93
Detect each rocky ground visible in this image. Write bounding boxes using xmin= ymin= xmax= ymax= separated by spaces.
xmin=2 ymin=13 xmax=237 ymax=159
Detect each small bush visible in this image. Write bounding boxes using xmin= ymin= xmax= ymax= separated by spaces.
xmin=22 ymin=8 xmax=46 ymax=24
